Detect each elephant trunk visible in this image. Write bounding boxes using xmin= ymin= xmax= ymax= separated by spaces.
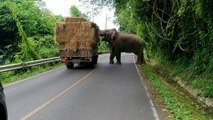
xmin=99 ymin=30 xmax=105 ymax=36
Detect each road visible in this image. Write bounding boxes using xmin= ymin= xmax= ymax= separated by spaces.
xmin=5 ymin=53 xmax=160 ymax=120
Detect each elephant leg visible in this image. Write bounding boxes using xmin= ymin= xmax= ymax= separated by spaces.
xmin=115 ymin=52 xmax=122 ymax=64
xmin=136 ymin=52 xmax=142 ymax=64
xmin=136 ymin=51 xmax=146 ymax=64
xmin=109 ymin=51 xmax=115 ymax=64
xmin=141 ymin=51 xmax=146 ymax=64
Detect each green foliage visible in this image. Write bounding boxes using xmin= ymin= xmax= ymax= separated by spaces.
xmin=0 ymin=0 xmax=60 ymax=64
xmin=0 ymin=0 xmax=64 ymax=87
xmin=1 ymin=62 xmax=63 ymax=84
xmin=0 ymin=2 xmax=19 ymax=64
xmin=34 ymin=35 xmax=59 ymax=58
xmin=191 ymin=78 xmax=213 ymax=98
xmin=98 ymin=41 xmax=110 ymax=52
xmin=70 ymin=5 xmax=82 ymax=17
xmin=69 ymin=5 xmax=88 ymax=18
xmin=142 ymin=64 xmax=213 ymax=120
xmin=9 ymin=1 xmax=40 ymax=61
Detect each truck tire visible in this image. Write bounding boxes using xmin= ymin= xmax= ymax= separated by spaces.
xmin=88 ymin=62 xmax=95 ymax=68
xmin=66 ymin=63 xmax=74 ymax=69
xmin=87 ymin=55 xmax=98 ymax=68
xmin=92 ymin=55 xmax=98 ymax=65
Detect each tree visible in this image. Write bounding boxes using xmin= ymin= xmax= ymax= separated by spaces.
xmin=69 ymin=5 xmax=88 ymax=18
xmin=0 ymin=0 xmax=59 ymax=63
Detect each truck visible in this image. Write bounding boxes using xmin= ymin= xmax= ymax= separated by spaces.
xmin=55 ymin=17 xmax=100 ymax=69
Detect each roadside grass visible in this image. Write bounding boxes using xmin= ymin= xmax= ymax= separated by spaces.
xmin=0 ymin=62 xmax=63 ymax=85
xmin=190 ymin=77 xmax=213 ymax=98
xmin=141 ymin=63 xmax=213 ymax=120
xmin=164 ymin=61 xmax=213 ymax=98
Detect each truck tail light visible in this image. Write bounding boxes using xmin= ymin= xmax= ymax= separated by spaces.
xmin=63 ymin=57 xmax=69 ymax=61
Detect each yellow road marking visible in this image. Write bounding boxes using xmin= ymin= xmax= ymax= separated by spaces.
xmin=21 ymin=69 xmax=96 ymax=120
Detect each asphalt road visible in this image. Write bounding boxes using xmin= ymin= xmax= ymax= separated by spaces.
xmin=5 ymin=53 xmax=160 ymax=120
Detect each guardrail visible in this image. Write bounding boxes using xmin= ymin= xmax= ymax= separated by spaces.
xmin=0 ymin=57 xmax=60 ymax=73
xmin=0 ymin=51 xmax=110 ymax=73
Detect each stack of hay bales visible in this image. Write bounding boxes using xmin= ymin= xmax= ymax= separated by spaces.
xmin=55 ymin=17 xmax=99 ymax=52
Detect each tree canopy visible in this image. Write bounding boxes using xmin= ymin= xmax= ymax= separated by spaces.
xmin=70 ymin=5 xmax=88 ymax=18
xmin=0 ymin=0 xmax=60 ymax=63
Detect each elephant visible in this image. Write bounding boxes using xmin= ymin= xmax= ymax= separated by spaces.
xmin=99 ymin=28 xmax=146 ymax=64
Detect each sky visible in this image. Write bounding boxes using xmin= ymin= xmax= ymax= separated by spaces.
xmin=42 ymin=0 xmax=118 ymax=30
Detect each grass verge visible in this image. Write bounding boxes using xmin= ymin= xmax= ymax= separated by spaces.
xmin=141 ymin=62 xmax=213 ymax=120
xmin=162 ymin=60 xmax=213 ymax=98
xmin=1 ymin=62 xmax=63 ymax=85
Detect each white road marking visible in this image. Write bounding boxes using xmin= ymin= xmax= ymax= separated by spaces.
xmin=133 ymin=56 xmax=160 ymax=120
xmin=4 ymin=66 xmax=64 ymax=88
xmin=20 ymin=69 xmax=97 ymax=120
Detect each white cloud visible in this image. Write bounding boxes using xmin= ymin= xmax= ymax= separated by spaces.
xmin=42 ymin=0 xmax=118 ymax=30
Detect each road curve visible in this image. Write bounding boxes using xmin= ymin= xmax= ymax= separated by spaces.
xmin=5 ymin=53 xmax=160 ymax=120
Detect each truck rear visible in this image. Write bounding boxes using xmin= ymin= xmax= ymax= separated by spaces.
xmin=55 ymin=17 xmax=100 ymax=68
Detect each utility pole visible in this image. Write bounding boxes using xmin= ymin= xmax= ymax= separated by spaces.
xmin=92 ymin=4 xmax=94 ymax=22
xmin=105 ymin=14 xmax=108 ymax=29
xmin=105 ymin=14 xmax=111 ymax=29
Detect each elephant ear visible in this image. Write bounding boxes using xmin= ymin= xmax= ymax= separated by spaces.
xmin=111 ymin=28 xmax=117 ymax=40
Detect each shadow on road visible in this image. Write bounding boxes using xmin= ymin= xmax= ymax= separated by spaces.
xmin=69 ymin=63 xmax=98 ymax=70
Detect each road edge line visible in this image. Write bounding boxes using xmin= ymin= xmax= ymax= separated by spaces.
xmin=133 ymin=56 xmax=160 ymax=120
xmin=4 ymin=66 xmax=64 ymax=88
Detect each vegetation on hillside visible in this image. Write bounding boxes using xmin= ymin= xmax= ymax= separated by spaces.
xmin=81 ymin=0 xmax=213 ymax=98
xmin=70 ymin=5 xmax=88 ymax=18
xmin=0 ymin=0 xmax=61 ymax=64
xmin=0 ymin=0 xmax=63 ymax=84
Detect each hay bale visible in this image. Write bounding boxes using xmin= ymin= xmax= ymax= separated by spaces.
xmin=79 ymin=41 xmax=93 ymax=50
xmin=64 ymin=22 xmax=93 ymax=31
xmin=66 ymin=41 xmax=78 ymax=52
xmin=55 ymin=22 xmax=65 ymax=31
xmin=55 ymin=17 xmax=100 ymax=51
xmin=64 ymin=17 xmax=87 ymax=22
xmin=59 ymin=42 xmax=66 ymax=50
